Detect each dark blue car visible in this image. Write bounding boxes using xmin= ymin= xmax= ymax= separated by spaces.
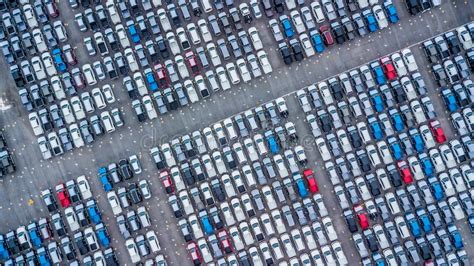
xmin=127 ymin=23 xmax=140 ymax=43
xmin=390 ymin=111 xmax=405 ymax=132
xmin=449 ymin=225 xmax=464 ymax=250
xmin=406 ymin=213 xmax=421 ymax=238
xmin=96 ymin=223 xmax=110 ymax=248
xmin=0 ymin=235 xmax=10 ymax=261
xmin=52 ymin=48 xmax=67 ymax=72
xmin=410 ymin=132 xmax=425 ymax=153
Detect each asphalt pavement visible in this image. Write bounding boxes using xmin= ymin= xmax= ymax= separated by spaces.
xmin=0 ymin=1 xmax=472 ymax=265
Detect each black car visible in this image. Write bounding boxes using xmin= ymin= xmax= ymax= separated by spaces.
xmin=128 ymin=183 xmax=143 ymax=204
xmin=419 ymin=0 xmax=431 ymax=11
xmin=290 ymin=39 xmax=304 ymax=62
xmin=329 ymin=80 xmax=343 ymax=100
xmin=390 ymin=81 xmax=407 ymax=103
xmin=273 ymin=0 xmax=284 ymax=13
xmin=279 ymin=42 xmax=292 ymax=65
xmin=104 ymin=248 xmax=119 ymax=266
xmin=387 ymin=165 xmax=403 ymax=187
xmin=348 ymin=128 xmax=362 ymax=149
xmin=331 ymin=22 xmax=346 ymax=44
xmin=75 ymin=204 xmax=90 ymax=227
xmin=210 ymin=179 xmax=225 ymax=202
xmin=367 ymin=177 xmax=381 ymax=196
xmin=6 ymin=231 xmax=20 ymax=255
xmin=223 ymin=147 xmax=237 ymax=169
xmin=74 ymin=232 xmax=89 ymax=255
xmin=364 ymin=230 xmax=379 ymax=252
xmin=119 ymin=159 xmax=133 ymax=180
xmin=156 ymin=36 xmax=169 ymax=59
xmin=357 ymin=151 xmax=371 ymax=173
xmin=406 ymin=0 xmax=421 ymax=15
xmin=10 ymin=65 xmax=25 ymax=87
xmin=181 ymin=163 xmax=196 ymax=186
xmin=343 ymin=211 xmax=358 ymax=233
xmin=445 ymin=32 xmax=461 ymax=54
xmin=423 ymin=40 xmax=439 ymax=63
xmin=42 ymin=189 xmax=58 ymax=212
xmin=318 ymin=111 xmax=332 ymax=133
xmin=342 ymin=18 xmax=355 ymax=41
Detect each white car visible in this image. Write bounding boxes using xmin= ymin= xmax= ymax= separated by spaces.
xmin=124 ymin=48 xmax=139 ymax=72
xmin=41 ymin=52 xmax=57 ymax=76
xmin=197 ymin=19 xmax=213 ymax=43
xmin=91 ymin=88 xmax=107 ymax=109
xmin=70 ymin=97 xmax=86 ymax=123
xmin=107 ymin=191 xmax=122 ymax=215
xmin=130 ymin=154 xmax=142 ymax=174
xmin=448 ymin=196 xmax=465 ymax=220
xmin=310 ymin=2 xmax=325 ymax=23
xmin=402 ymin=48 xmax=418 ymax=72
xmin=226 ymin=62 xmax=240 ymax=85
xmin=300 ymin=33 xmax=315 ymax=57
xmin=31 ymin=56 xmax=46 ymax=80
xmin=281 ymin=233 xmax=296 ymax=257
xmin=29 ymin=112 xmax=44 ymax=136
xmin=236 ymin=58 xmax=251 ymax=83
xmin=457 ymin=25 xmax=473 ymax=50
xmin=65 ymin=207 xmax=80 ymax=232
xmin=125 ymin=238 xmax=141 ymax=263
xmin=106 ymin=1 xmax=121 ymax=25
xmin=50 ymin=76 xmax=66 ymax=100
xmin=175 ymin=55 xmax=190 ymax=79
xmin=60 ymin=100 xmax=76 ymax=124
xmin=69 ymin=124 xmax=84 ymax=148
xmin=257 ymin=50 xmax=272 ymax=74
xmin=146 ymin=231 xmax=161 ymax=253
xmin=102 ymin=84 xmax=115 ymax=103
xmin=166 ymin=32 xmax=181 ymax=56
xmin=32 ymin=28 xmax=48 ymax=53
xmin=216 ymin=66 xmax=231 ymax=90
xmin=269 ymin=237 xmax=285 ymax=260
xmin=116 ymin=24 xmax=131 ymax=48
xmin=186 ymin=23 xmax=201 ymax=45
xmin=23 ymin=4 xmax=38 ymax=28
xmin=248 ymin=27 xmax=263 ymax=51
xmin=157 ymin=8 xmax=171 ymax=32
xmin=212 ymin=150 xmax=227 ymax=175
xmin=207 ymin=43 xmax=221 ymax=67
xmin=82 ymin=64 xmax=97 ymax=86
xmin=142 ymin=95 xmax=158 ymax=119
xmin=391 ymin=52 xmax=407 ymax=76
xmin=247 ymin=54 xmax=262 ymax=78
xmin=133 ymin=72 xmax=148 ymax=96
xmin=184 ymin=80 xmax=199 ymax=103
xmin=373 ymin=5 xmax=388 ymax=29
xmin=290 ymin=10 xmax=306 ymax=34
xmin=331 ymin=241 xmax=348 ymax=265
xmin=188 ymin=214 xmax=203 ymax=239
xmin=316 ymin=137 xmax=331 ymax=161
xmin=229 ymin=226 xmax=245 ymax=251
xmin=197 ymin=239 xmax=213 ymax=263
xmin=100 ymin=111 xmax=116 ymax=133
xmin=161 ymin=143 xmax=176 ymax=167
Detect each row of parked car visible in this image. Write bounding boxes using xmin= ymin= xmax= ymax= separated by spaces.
xmin=405 ymin=0 xmax=442 ymax=16
xmin=98 ymin=154 xmax=143 ymax=191
xmin=273 ymin=1 xmax=399 ymax=64
xmin=0 ymin=132 xmax=15 ymax=177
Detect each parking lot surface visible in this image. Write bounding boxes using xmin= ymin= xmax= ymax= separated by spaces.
xmin=0 ymin=0 xmax=473 ymax=265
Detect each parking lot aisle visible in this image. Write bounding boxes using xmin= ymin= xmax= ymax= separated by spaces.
xmin=284 ymin=94 xmax=360 ymax=261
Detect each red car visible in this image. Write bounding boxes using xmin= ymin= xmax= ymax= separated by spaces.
xmin=429 ymin=120 xmax=446 ymax=144
xmin=44 ymin=0 xmax=59 ymax=18
xmin=319 ymin=25 xmax=334 ymax=46
xmin=160 ymin=170 xmax=174 ymax=194
xmin=381 ymin=57 xmax=397 ymax=80
xmin=185 ymin=51 xmax=200 ymax=75
xmin=354 ymin=205 xmax=369 ymax=230
xmin=303 ymin=169 xmax=318 ymax=193
xmin=154 ymin=63 xmax=169 ymax=86
xmin=397 ymin=161 xmax=413 ymax=184
xmin=187 ymin=242 xmax=202 ymax=265
xmin=217 ymin=230 xmax=233 ymax=254
xmin=55 ymin=183 xmax=71 ymax=208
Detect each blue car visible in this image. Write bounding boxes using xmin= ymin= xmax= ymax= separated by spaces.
xmin=389 ymin=110 xmax=404 ymax=132
xmin=281 ymin=17 xmax=294 ymax=38
xmin=199 ymin=211 xmax=214 ymax=235
xmin=363 ymin=10 xmax=378 ymax=32
xmin=145 ymin=70 xmax=158 ymax=92
xmin=370 ymin=91 xmax=384 ymax=112
xmin=410 ymin=132 xmax=425 ymax=153
xmin=37 ymin=247 xmax=51 ymax=266
xmin=383 ymin=2 xmax=399 ymax=23
xmin=419 ymin=155 xmax=434 ymax=177
xmin=265 ymin=132 xmax=280 ymax=154
xmin=98 ymin=167 xmax=112 ymax=192
xmin=371 ymin=62 xmax=386 ymax=85
xmin=448 ymin=225 xmax=464 ymax=249
xmin=96 ymin=223 xmax=110 ymax=248
xmin=368 ymin=117 xmax=383 ymax=140
xmin=441 ymin=88 xmax=459 ymax=112
xmin=28 ymin=225 xmax=42 ymax=248
xmin=127 ymin=23 xmax=140 ymax=43
xmin=295 ymin=178 xmax=308 ymax=198
xmin=87 ymin=200 xmax=102 ymax=224
xmin=310 ymin=30 xmax=325 ymax=53
xmin=388 ymin=137 xmax=403 ymax=160
xmin=406 ymin=213 xmax=421 ymax=238
xmin=419 ymin=214 xmax=432 ymax=233
xmin=0 ymin=235 xmax=10 ymax=261
xmin=52 ymin=48 xmax=67 ymax=72
xmin=428 ymin=177 xmax=444 ymax=200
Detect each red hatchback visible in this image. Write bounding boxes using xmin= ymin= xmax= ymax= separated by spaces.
xmin=354 ymin=205 xmax=369 ymax=230
xmin=303 ymin=169 xmax=318 ymax=193
xmin=218 ymin=230 xmax=233 ymax=254
xmin=397 ymin=161 xmax=413 ymax=184
xmin=429 ymin=120 xmax=446 ymax=144
xmin=185 ymin=51 xmax=200 ymax=75
xmin=319 ymin=25 xmax=334 ymax=46
xmin=154 ymin=63 xmax=169 ymax=86
xmin=381 ymin=57 xmax=397 ymax=80
xmin=187 ymin=242 xmax=202 ymax=265
xmin=55 ymin=183 xmax=71 ymax=208
xmin=160 ymin=170 xmax=174 ymax=194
